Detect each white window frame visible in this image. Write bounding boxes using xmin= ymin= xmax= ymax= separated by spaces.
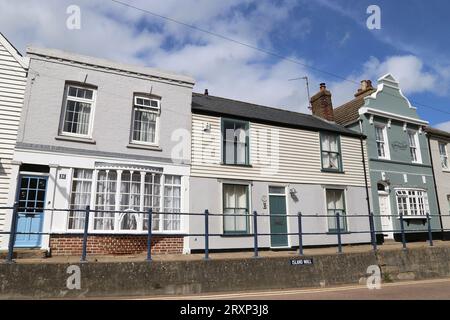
xmin=407 ymin=130 xmax=422 ymax=164
xmin=375 ymin=124 xmax=390 ymax=160
xmin=60 ymin=84 xmax=97 ymax=138
xmin=439 ymin=142 xmax=449 ymax=170
xmin=130 ymin=95 xmax=161 ymax=146
xmin=66 ymin=168 xmax=182 ymax=234
xmin=395 ymin=189 xmax=430 ymax=217
xmin=324 ymin=188 xmax=348 ymax=233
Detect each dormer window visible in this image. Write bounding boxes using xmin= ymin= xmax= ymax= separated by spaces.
xmin=131 ymin=95 xmax=160 ymax=145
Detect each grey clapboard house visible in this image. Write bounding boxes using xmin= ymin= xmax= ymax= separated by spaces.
xmin=1 ymin=46 xmax=195 ymax=255
xmin=188 ymin=85 xmax=372 ymax=252
xmin=0 ymin=33 xmax=29 ymax=246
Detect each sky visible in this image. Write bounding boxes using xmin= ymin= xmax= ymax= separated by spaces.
xmin=1 ymin=0 xmax=449 ymax=130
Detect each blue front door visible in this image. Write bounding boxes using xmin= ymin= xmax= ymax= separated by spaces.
xmin=15 ymin=175 xmax=47 ymax=247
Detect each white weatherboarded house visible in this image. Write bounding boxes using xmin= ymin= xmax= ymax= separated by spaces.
xmin=0 ymin=33 xmax=29 ymax=245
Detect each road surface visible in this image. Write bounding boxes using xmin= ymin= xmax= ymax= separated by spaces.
xmin=135 ymin=278 xmax=450 ymax=300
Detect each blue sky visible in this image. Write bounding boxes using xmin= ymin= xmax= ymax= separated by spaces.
xmin=1 ymin=0 xmax=449 ymax=130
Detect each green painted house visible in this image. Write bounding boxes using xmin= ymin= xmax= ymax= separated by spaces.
xmin=334 ymin=74 xmax=441 ymax=242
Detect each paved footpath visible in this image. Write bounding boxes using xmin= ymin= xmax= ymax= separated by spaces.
xmin=134 ymin=278 xmax=450 ymax=300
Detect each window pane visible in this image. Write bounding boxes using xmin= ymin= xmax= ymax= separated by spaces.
xmin=68 ymin=169 xmax=93 ymax=230
xmin=223 ymin=184 xmax=248 ymax=233
xmin=133 ymin=108 xmax=157 ymax=143
xmin=222 ymin=120 xmax=249 ymax=165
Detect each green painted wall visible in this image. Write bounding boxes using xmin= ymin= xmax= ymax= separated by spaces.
xmin=344 ymin=75 xmax=441 ymax=237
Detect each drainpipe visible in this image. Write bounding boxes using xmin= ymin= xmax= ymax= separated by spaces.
xmin=426 ymin=133 xmax=444 ymax=238
xmin=359 ymin=119 xmax=373 ymax=232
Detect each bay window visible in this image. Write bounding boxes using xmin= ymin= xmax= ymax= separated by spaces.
xmin=223 ymin=184 xmax=249 ymax=234
xmin=68 ymin=168 xmax=182 ymax=232
xmin=439 ymin=142 xmax=448 ymax=169
xmin=61 ymin=84 xmax=96 ymax=137
xmin=131 ymin=95 xmax=160 ymax=145
xmin=326 ymin=189 xmax=347 ymax=232
xmin=321 ymin=133 xmax=342 ymax=172
xmin=222 ymin=119 xmax=249 ymax=165
xmin=395 ymin=189 xmax=429 ymax=216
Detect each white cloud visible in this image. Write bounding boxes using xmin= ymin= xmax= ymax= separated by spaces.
xmin=0 ymin=0 xmax=445 ymax=117
xmin=435 ymin=121 xmax=450 ymax=132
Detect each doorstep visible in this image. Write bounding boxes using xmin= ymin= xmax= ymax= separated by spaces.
xmin=0 ymin=248 xmax=48 ymax=260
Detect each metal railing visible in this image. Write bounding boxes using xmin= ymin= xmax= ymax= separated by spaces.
xmin=1 ymin=204 xmax=447 ymax=263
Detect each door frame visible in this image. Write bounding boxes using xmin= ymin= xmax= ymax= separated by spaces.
xmin=14 ymin=174 xmax=49 ymax=248
xmin=378 ymin=191 xmax=394 ymax=239
xmin=268 ymin=186 xmax=290 ymax=248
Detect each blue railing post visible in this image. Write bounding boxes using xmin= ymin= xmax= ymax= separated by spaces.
xmin=297 ymin=212 xmax=303 ymax=256
xmin=253 ymin=211 xmax=258 ymax=258
xmin=427 ymin=212 xmax=433 ymax=247
xmin=146 ymin=208 xmax=153 ymax=262
xmin=5 ymin=202 xmax=19 ymax=263
xmin=336 ymin=211 xmax=343 ymax=254
xmin=369 ymin=211 xmax=377 ymax=252
xmin=204 ymin=209 xmax=209 ymax=260
xmin=399 ymin=212 xmax=407 ymax=251
xmin=80 ymin=205 xmax=90 ymax=263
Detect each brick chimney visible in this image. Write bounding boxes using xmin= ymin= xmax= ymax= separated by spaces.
xmin=310 ymin=83 xmax=334 ymax=122
xmin=354 ymin=80 xmax=374 ymax=97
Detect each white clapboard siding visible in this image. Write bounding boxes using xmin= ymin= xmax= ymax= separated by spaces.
xmin=191 ymin=113 xmax=369 ymax=187
xmin=0 ymin=37 xmax=27 ymax=238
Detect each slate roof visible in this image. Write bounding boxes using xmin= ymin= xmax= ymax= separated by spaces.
xmin=334 ymin=89 xmax=376 ymax=126
xmin=425 ymin=127 xmax=450 ymax=140
xmin=192 ymin=93 xmax=364 ymax=138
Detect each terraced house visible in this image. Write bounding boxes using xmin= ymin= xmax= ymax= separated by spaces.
xmin=425 ymin=127 xmax=450 ymax=239
xmin=188 ymin=84 xmax=372 ymax=252
xmin=0 ymin=33 xmax=28 ymax=246
xmin=335 ymin=74 xmax=441 ymax=242
xmin=1 ymin=47 xmax=195 ymax=255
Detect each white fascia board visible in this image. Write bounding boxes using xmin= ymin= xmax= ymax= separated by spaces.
xmin=359 ymin=107 xmax=429 ymax=126
xmin=0 ymin=33 xmax=29 ymax=69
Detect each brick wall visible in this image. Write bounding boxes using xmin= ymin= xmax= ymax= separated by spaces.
xmin=49 ymin=234 xmax=183 ymax=256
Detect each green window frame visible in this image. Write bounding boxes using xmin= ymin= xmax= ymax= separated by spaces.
xmin=326 ymin=189 xmax=347 ymax=233
xmin=320 ymin=132 xmax=343 ymax=172
xmin=222 ymin=184 xmax=250 ymax=234
xmin=221 ymin=118 xmax=250 ymax=165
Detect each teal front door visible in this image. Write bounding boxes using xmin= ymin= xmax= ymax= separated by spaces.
xmin=15 ymin=175 xmax=47 ymax=247
xmin=269 ymin=191 xmax=288 ymax=247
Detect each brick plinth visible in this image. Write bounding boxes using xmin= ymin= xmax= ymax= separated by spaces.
xmin=49 ymin=234 xmax=183 ymax=256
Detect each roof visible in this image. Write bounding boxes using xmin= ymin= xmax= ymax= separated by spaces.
xmin=192 ymin=93 xmax=364 ymax=138
xmin=425 ymin=127 xmax=450 ymax=140
xmin=0 ymin=32 xmax=29 ymax=69
xmin=26 ymin=46 xmax=195 ymax=86
xmin=334 ymin=89 xmax=376 ymax=125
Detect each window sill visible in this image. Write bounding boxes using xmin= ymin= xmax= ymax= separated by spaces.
xmin=55 ymin=135 xmax=96 ymax=144
xmin=127 ymin=143 xmax=162 ymax=151
xmin=321 ymin=169 xmax=345 ymax=174
xmin=221 ymin=163 xmax=252 ymax=168
xmin=398 ymin=216 xmax=428 ymax=220
xmin=326 ymin=231 xmax=350 ymax=235
xmin=221 ymin=233 xmax=252 ymax=237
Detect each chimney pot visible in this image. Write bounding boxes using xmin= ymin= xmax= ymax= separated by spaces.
xmin=204 ymin=89 xmax=209 ymax=95
xmin=320 ymin=83 xmax=326 ymax=91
